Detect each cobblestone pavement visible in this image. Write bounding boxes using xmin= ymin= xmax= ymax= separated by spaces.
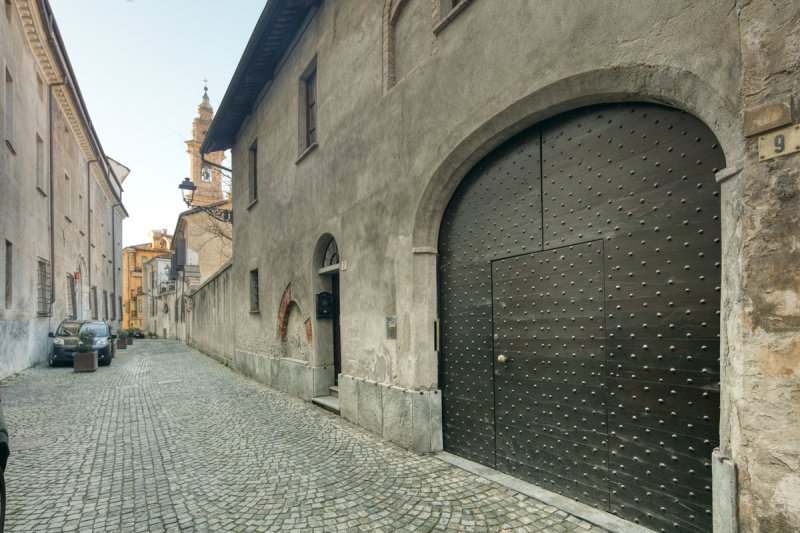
xmin=2 ymin=341 xmax=608 ymax=532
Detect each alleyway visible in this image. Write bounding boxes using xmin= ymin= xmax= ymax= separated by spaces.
xmin=3 ymin=341 xmax=607 ymax=532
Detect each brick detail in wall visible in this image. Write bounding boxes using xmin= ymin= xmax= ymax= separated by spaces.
xmin=304 ymin=318 xmax=313 ymax=344
xmin=277 ymin=282 xmax=293 ymax=341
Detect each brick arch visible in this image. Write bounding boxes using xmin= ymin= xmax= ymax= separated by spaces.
xmin=276 ymin=282 xmax=293 ymax=341
xmin=276 ymin=282 xmax=313 ymax=344
xmin=383 ymin=0 xmax=414 ymax=90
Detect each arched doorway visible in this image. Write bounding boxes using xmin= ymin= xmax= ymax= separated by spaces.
xmin=438 ymin=103 xmax=723 ymax=531
xmin=314 ymin=235 xmax=341 ymax=384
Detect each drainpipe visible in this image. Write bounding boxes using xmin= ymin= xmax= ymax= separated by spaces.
xmin=48 ymin=81 xmax=66 ymax=313
xmin=87 ymin=159 xmax=97 ymax=315
xmin=110 ymin=204 xmax=120 ymax=326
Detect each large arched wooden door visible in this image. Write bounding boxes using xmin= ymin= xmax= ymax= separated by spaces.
xmin=439 ymin=103 xmax=723 ymax=531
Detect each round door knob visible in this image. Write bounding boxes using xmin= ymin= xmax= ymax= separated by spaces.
xmin=497 ymin=354 xmax=508 ymax=364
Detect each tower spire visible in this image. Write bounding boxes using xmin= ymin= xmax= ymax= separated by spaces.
xmin=200 ymin=80 xmax=212 ymax=111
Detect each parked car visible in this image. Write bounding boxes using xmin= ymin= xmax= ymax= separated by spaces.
xmin=0 ymin=400 xmax=8 ymax=532
xmin=132 ymin=329 xmax=145 ymax=339
xmin=48 ymin=320 xmax=116 ymax=367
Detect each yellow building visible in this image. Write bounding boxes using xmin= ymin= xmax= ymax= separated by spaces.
xmin=121 ymin=229 xmax=171 ymax=330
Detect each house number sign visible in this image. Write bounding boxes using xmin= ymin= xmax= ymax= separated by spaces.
xmin=758 ymin=124 xmax=800 ymax=161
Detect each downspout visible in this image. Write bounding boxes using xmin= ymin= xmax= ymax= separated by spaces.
xmin=48 ymin=81 xmax=66 ymax=311
xmin=110 ymin=204 xmax=120 ymax=326
xmin=87 ymin=159 xmax=96 ymax=316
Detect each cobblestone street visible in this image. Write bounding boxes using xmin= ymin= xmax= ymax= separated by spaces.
xmin=2 ymin=341 xmax=607 ymax=532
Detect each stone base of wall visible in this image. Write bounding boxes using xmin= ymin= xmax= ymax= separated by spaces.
xmin=235 ymin=349 xmax=333 ymax=401
xmin=338 ymin=374 xmax=443 ymax=453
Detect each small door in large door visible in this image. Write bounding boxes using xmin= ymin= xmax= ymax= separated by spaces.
xmin=492 ymin=241 xmax=609 ymax=509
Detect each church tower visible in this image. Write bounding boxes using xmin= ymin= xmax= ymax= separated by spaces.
xmin=185 ymin=86 xmax=226 ymax=206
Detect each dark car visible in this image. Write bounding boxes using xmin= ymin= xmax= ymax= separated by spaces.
xmin=48 ymin=320 xmax=116 ymax=366
xmin=132 ymin=329 xmax=145 ymax=339
xmin=0 ymin=401 xmax=8 ymax=532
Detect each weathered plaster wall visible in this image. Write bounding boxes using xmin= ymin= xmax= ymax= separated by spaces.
xmin=0 ymin=1 xmax=123 ymax=378
xmin=231 ymin=0 xmax=741 ymax=387
xmin=720 ymin=2 xmax=800 ymax=531
xmin=187 ymin=263 xmax=233 ymax=364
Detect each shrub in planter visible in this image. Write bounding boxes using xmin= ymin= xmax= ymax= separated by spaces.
xmin=125 ymin=328 xmax=134 ymax=345
xmin=74 ymin=329 xmax=98 ymax=373
xmin=116 ymin=329 xmax=127 ymax=350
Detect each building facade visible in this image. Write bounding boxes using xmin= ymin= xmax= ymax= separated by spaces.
xmin=0 ymin=0 xmax=127 ymax=378
xmin=201 ymin=1 xmax=800 ymax=531
xmin=140 ymin=90 xmax=232 ymax=341
xmin=121 ymin=229 xmax=171 ymax=331
xmin=141 ymin=253 xmax=173 ymax=338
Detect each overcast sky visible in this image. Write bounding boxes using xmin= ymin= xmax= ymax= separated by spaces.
xmin=48 ymin=0 xmax=265 ymax=247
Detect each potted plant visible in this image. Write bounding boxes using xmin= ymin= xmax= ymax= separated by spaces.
xmin=116 ymin=329 xmax=127 ymax=350
xmin=125 ymin=328 xmax=134 ymax=346
xmin=74 ymin=329 xmax=98 ymax=373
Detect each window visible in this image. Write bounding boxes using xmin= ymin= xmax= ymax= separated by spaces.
xmin=4 ymin=240 xmax=11 ymax=309
xmin=102 ymin=289 xmax=108 ymax=320
xmin=36 ymin=134 xmax=46 ymax=195
xmin=91 ymin=286 xmax=98 ymax=320
xmin=249 ymin=268 xmax=259 ymax=313
xmin=248 ymin=140 xmax=258 ymax=204
xmin=4 ymin=0 xmax=10 ymax=21
xmin=298 ymin=57 xmax=318 ymax=156
xmin=64 ymin=173 xmax=72 ymax=222
xmin=118 ymin=296 xmax=123 ymax=319
xmin=201 ymin=167 xmax=212 ymax=182
xmin=4 ymin=69 xmax=14 ymax=151
xmin=304 ymin=65 xmax=317 ymax=147
xmin=36 ymin=258 xmax=51 ymax=316
xmin=433 ymin=0 xmax=473 ymax=34
xmin=67 ymin=274 xmax=76 ymax=318
xmin=110 ymin=292 xmax=116 ymax=320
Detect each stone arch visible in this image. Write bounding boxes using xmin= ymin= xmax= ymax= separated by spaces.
xmin=411 ymin=64 xmax=742 ymax=252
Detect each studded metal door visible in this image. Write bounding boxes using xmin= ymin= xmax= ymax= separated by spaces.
xmin=492 ymin=241 xmax=609 ymax=507
xmin=439 ymin=103 xmax=723 ymax=532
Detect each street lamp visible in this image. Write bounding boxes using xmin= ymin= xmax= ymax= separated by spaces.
xmin=178 ymin=177 xmax=233 ymax=223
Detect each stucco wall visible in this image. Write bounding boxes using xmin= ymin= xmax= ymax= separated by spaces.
xmin=231 ymin=0 xmax=741 ymax=385
xmin=0 ymin=1 xmax=124 ymax=379
xmin=187 ymin=263 xmax=233 ymax=364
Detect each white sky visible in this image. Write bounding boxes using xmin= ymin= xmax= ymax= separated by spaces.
xmin=48 ymin=0 xmax=266 ymax=247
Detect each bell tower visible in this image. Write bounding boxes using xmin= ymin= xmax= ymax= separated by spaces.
xmin=185 ymin=85 xmax=226 ymax=206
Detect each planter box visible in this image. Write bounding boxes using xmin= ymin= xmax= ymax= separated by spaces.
xmin=74 ymin=351 xmax=98 ymax=373
xmin=126 ymin=337 xmax=133 ymax=346
xmin=117 ymin=339 xmax=127 ymax=350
